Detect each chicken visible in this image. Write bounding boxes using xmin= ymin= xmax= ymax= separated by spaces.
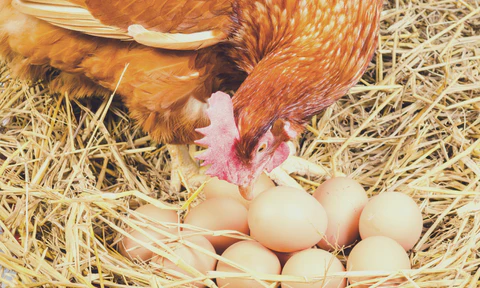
xmin=0 ymin=0 xmax=383 ymax=199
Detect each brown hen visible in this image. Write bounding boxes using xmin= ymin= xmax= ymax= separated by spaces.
xmin=0 ymin=0 xmax=383 ymax=199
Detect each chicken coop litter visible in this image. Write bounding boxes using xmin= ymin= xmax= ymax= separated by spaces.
xmin=0 ymin=0 xmax=480 ymax=287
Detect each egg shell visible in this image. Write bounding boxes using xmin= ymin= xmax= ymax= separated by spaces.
xmin=152 ymin=232 xmax=217 ymax=287
xmin=132 ymin=204 xmax=179 ymax=229
xmin=313 ymin=177 xmax=368 ymax=250
xmin=281 ymin=249 xmax=346 ymax=288
xmin=248 ymin=186 xmax=328 ymax=253
xmin=216 ymin=240 xmax=281 ymax=288
xmin=119 ymin=204 xmax=179 ymax=261
xmin=184 ymin=197 xmax=249 ymax=253
xmin=347 ymin=236 xmax=411 ymax=287
xmin=119 ymin=229 xmax=164 ymax=262
xmin=359 ymin=192 xmax=423 ymax=250
xmin=204 ymin=173 xmax=275 ymax=208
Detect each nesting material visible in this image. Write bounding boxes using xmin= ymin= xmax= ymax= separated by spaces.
xmin=0 ymin=0 xmax=479 ymax=287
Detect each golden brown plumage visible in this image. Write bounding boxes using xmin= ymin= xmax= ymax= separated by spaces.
xmin=77 ymin=0 xmax=232 ymax=33
xmin=230 ymin=0 xmax=381 ymax=154
xmin=0 ymin=0 xmax=383 ymax=197
xmin=1 ymin=0 xmax=233 ymax=144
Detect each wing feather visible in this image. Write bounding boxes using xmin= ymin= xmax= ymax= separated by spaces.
xmin=12 ymin=0 xmax=231 ymax=49
xmin=12 ymin=0 xmax=129 ymax=39
xmin=128 ymin=24 xmax=226 ymax=50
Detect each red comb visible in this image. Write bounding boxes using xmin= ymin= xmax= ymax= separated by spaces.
xmin=195 ymin=92 xmax=241 ymax=182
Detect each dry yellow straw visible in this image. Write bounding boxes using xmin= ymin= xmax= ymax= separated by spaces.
xmin=0 ymin=0 xmax=479 ymax=287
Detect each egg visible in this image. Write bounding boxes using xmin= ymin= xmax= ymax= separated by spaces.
xmin=281 ymin=249 xmax=347 ymax=288
xmin=203 ymin=173 xmax=275 ymax=208
xmin=152 ymin=232 xmax=217 ymax=287
xmin=184 ymin=197 xmax=249 ymax=253
xmin=216 ymin=240 xmax=281 ymax=288
xmin=359 ymin=192 xmax=423 ymax=250
xmin=132 ymin=204 xmax=179 ymax=227
xmin=119 ymin=204 xmax=179 ymax=261
xmin=347 ymin=236 xmax=411 ymax=287
xmin=313 ymin=177 xmax=368 ymax=250
xmin=248 ymin=186 xmax=328 ymax=253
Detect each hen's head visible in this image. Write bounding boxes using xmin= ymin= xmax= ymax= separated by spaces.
xmin=195 ymin=92 xmax=295 ymax=200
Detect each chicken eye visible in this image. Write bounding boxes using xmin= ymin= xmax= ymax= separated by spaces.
xmin=257 ymin=143 xmax=267 ymax=153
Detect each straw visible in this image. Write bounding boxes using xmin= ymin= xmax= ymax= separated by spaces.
xmin=0 ymin=0 xmax=479 ymax=286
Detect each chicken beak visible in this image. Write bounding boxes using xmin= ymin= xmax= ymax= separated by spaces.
xmin=239 ymin=184 xmax=254 ymax=201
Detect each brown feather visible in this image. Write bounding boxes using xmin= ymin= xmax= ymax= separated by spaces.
xmin=230 ymin=0 xmax=383 ymax=159
xmin=0 ymin=1 xmax=231 ymax=144
xmin=1 ymin=0 xmax=383 ymax=165
xmin=81 ymin=0 xmax=233 ymax=33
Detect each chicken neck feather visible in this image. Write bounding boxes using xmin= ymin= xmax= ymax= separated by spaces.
xmin=229 ymin=0 xmax=383 ymax=158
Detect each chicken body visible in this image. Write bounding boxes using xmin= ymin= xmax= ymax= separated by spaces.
xmin=0 ymin=0 xmax=383 ymax=196
xmin=0 ymin=0 xmax=230 ymax=144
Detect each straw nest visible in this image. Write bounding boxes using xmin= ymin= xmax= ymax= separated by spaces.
xmin=1 ymin=0 xmax=479 ymax=287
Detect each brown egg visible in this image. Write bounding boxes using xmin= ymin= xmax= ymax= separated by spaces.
xmin=281 ymin=249 xmax=347 ymax=288
xmin=313 ymin=177 xmax=368 ymax=250
xmin=203 ymin=173 xmax=275 ymax=208
xmin=216 ymin=240 xmax=281 ymax=288
xmin=119 ymin=204 xmax=179 ymax=261
xmin=359 ymin=192 xmax=423 ymax=250
xmin=132 ymin=204 xmax=179 ymax=227
xmin=248 ymin=186 xmax=328 ymax=253
xmin=152 ymin=232 xmax=217 ymax=287
xmin=184 ymin=197 xmax=249 ymax=253
xmin=347 ymin=236 xmax=411 ymax=287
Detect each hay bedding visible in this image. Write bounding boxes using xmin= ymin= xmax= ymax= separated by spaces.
xmin=0 ymin=0 xmax=479 ymax=287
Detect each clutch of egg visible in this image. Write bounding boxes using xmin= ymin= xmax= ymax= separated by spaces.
xmin=117 ymin=176 xmax=422 ymax=288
